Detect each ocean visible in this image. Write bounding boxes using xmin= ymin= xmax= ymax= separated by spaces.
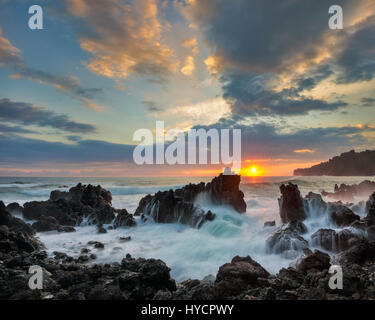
xmin=0 ymin=175 xmax=372 ymax=281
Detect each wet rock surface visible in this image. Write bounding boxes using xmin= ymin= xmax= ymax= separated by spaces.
xmin=279 ymin=183 xmax=306 ymax=223
xmin=2 ymin=179 xmax=375 ymax=300
xmin=113 ymin=209 xmax=136 ymax=228
xmin=266 ymin=227 xmax=309 ymax=257
xmin=135 ymin=174 xmax=245 ymax=227
xmin=311 ymin=228 xmax=364 ymax=253
xmin=322 ymin=180 xmax=375 ymax=202
xmin=330 ymin=205 xmax=360 ymax=227
xmin=22 ymin=184 xmax=135 ymax=230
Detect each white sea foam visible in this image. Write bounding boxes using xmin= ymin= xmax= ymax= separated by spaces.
xmin=2 ymin=175 xmax=374 ymax=281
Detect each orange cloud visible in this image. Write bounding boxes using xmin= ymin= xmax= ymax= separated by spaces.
xmin=68 ymin=0 xmax=177 ymax=80
xmin=180 ymin=56 xmax=195 ymax=75
xmin=294 ymin=149 xmax=316 ymax=154
xmin=180 ymin=37 xmax=198 ymax=76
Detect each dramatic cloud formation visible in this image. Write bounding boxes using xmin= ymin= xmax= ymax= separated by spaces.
xmin=183 ymin=0 xmax=375 ymax=118
xmin=0 ymin=28 xmax=103 ymax=110
xmin=194 ymin=121 xmax=375 ymax=161
xmin=0 ymin=98 xmax=97 ymax=133
xmin=66 ymin=0 xmax=177 ymax=80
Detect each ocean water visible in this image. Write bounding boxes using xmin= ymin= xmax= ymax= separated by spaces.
xmin=0 ymin=175 xmax=373 ymax=281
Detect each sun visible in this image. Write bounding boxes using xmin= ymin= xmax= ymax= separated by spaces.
xmin=240 ymin=165 xmax=262 ymax=176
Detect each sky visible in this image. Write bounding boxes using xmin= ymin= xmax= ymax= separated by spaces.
xmin=0 ymin=0 xmax=375 ymax=177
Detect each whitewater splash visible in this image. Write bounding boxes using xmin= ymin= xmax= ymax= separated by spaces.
xmin=0 ymin=176 xmax=372 ymax=281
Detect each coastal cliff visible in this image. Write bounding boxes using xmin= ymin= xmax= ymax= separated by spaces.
xmin=294 ymin=150 xmax=375 ymax=176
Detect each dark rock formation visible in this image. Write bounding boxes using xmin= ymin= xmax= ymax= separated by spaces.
xmin=330 ymin=206 xmax=360 ymax=227
xmin=311 ymin=228 xmax=364 ymax=253
xmin=0 ymin=248 xmax=177 ymax=300
xmin=213 ymin=256 xmax=269 ymax=299
xmin=288 ymin=220 xmax=308 ymax=234
xmin=32 ymin=216 xmax=61 ymax=232
xmin=113 ymin=209 xmax=136 ymax=228
xmin=266 ymin=227 xmax=309 ymax=257
xmin=278 ymin=183 xmax=306 ymax=223
xmin=349 ymin=192 xmax=375 ymax=240
xmin=322 ymin=180 xmax=375 ymax=202
xmin=135 ymin=189 xmax=216 ymax=228
xmin=23 ymin=184 xmax=120 ymax=228
xmin=294 ymin=149 xmax=375 ymax=176
xmin=338 ymin=239 xmax=375 ymax=265
xmin=135 ymin=173 xmax=245 ymax=227
xmin=0 ymin=201 xmax=41 ymax=254
xmin=0 ymin=201 xmax=11 ymax=226
xmin=6 ymin=202 xmax=23 ymax=215
xmin=366 ymin=192 xmax=375 ymax=213
xmin=305 ymin=192 xmax=327 ymax=210
xmin=296 ymin=250 xmax=331 ymax=274
xmin=205 ymin=174 xmax=246 ymax=213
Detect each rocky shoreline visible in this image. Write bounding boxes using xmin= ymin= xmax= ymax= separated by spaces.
xmin=1 ymin=175 xmax=375 ymax=300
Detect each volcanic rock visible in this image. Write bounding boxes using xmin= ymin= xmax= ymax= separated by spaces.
xmin=278 ymin=183 xmax=306 ymax=223
xmin=296 ymin=250 xmax=331 ymax=274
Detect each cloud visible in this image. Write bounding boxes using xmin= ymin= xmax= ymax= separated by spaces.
xmin=0 ymin=28 xmax=22 ymax=66
xmin=0 ymin=123 xmax=34 ymax=134
xmin=294 ymin=149 xmax=315 ymax=154
xmin=180 ymin=37 xmax=198 ymax=76
xmin=335 ymin=17 xmax=375 ymax=84
xmin=160 ymin=97 xmax=231 ymax=129
xmin=221 ymin=72 xmax=347 ymax=117
xmin=1 ymin=120 xmax=373 ymax=168
xmin=361 ymin=97 xmax=375 ymax=107
xmin=0 ymin=28 xmax=103 ymax=110
xmin=0 ymin=98 xmax=97 ymax=133
xmin=183 ymin=0 xmax=375 ymax=118
xmin=0 ymin=134 xmax=133 ymax=164
xmin=193 ymin=121 xmax=375 ymax=160
xmin=66 ymin=0 xmax=177 ymax=80
xmin=180 ymin=56 xmax=195 ymax=76
xmin=142 ymin=99 xmax=162 ymax=112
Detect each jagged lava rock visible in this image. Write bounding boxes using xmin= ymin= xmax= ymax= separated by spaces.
xmin=0 ymin=201 xmax=41 ymax=253
xmin=6 ymin=202 xmax=23 ymax=215
xmin=279 ymin=183 xmax=306 ymax=223
xmin=214 ymin=256 xmax=269 ymax=298
xmin=296 ymin=250 xmax=331 ymax=274
xmin=330 ymin=205 xmax=360 ymax=227
xmin=134 ymin=173 xmax=245 ymax=227
xmin=311 ymin=228 xmax=364 ymax=253
xmin=338 ymin=239 xmax=375 ymax=265
xmin=205 ymin=174 xmax=246 ymax=213
xmin=322 ymin=180 xmax=375 ymax=202
xmin=23 ymin=183 xmax=118 ymax=227
xmin=113 ymin=209 xmax=136 ymax=228
xmin=136 ymin=189 xmax=215 ymax=228
xmin=266 ymin=226 xmax=309 ymax=257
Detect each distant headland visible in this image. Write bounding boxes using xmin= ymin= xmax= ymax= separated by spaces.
xmin=294 ymin=150 xmax=375 ymax=176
